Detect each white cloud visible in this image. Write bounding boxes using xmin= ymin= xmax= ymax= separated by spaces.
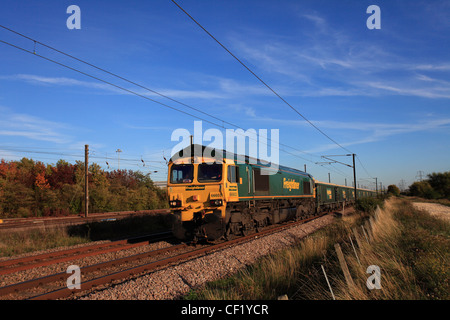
xmin=0 ymin=109 xmax=72 ymax=144
xmin=227 ymin=12 xmax=450 ymax=100
xmin=302 ymin=14 xmax=327 ymax=32
xmin=365 ymin=81 xmax=450 ymax=99
xmin=3 ymin=73 xmax=265 ymax=101
xmin=252 ymin=114 xmax=450 ymax=153
xmin=10 ymin=74 xmax=114 ymax=91
xmin=303 ymin=118 xmax=450 ymax=153
xmin=412 ymin=63 xmax=450 ymax=71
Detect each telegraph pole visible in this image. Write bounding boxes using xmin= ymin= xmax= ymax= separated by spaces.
xmin=85 ymin=144 xmax=89 ymax=218
xmin=352 ymin=154 xmax=357 ymax=202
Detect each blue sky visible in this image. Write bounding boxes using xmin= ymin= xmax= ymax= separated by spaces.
xmin=0 ymin=0 xmax=449 ymax=190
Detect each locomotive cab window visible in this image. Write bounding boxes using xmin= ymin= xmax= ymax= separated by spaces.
xmin=170 ymin=164 xmax=194 ymax=184
xmin=227 ymin=165 xmax=239 ymax=183
xmin=198 ymin=163 xmax=222 ymax=182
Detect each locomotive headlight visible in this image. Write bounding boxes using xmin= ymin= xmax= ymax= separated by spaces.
xmin=170 ymin=200 xmax=182 ymax=207
xmin=210 ymin=199 xmax=223 ymax=206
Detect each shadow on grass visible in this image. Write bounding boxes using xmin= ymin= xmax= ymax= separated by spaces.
xmin=67 ymin=213 xmax=175 ymax=242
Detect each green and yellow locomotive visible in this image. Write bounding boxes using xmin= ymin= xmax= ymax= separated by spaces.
xmin=167 ymin=144 xmax=376 ymax=241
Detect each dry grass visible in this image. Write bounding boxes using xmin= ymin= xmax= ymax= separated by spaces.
xmin=186 ymin=198 xmax=449 ymax=300
xmin=296 ymin=198 xmax=448 ymax=300
xmin=193 ymin=235 xmax=331 ymax=300
xmin=0 ymin=214 xmax=173 ymax=258
xmin=331 ymin=200 xmax=419 ymax=299
xmin=0 ymin=227 xmax=89 ymax=258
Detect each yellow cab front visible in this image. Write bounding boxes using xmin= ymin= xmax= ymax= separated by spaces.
xmin=167 ymin=154 xmax=238 ymax=241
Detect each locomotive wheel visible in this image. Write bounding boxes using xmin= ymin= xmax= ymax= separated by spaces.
xmin=224 ymin=223 xmax=232 ymax=240
xmin=255 ymin=220 xmax=260 ymax=233
xmin=241 ymin=222 xmax=248 ymax=236
xmin=255 ymin=217 xmax=268 ymax=233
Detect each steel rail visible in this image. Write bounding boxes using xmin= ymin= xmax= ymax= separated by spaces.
xmin=0 ymin=231 xmax=173 ymax=275
xmin=0 ymin=242 xmax=186 ymax=298
xmin=28 ymin=213 xmax=328 ymax=300
xmin=0 ymin=209 xmax=170 ymax=231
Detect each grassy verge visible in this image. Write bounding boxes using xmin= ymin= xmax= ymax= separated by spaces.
xmin=185 ymin=198 xmax=449 ymax=300
xmin=0 ymin=213 xmax=173 ymax=258
xmin=0 ymin=228 xmax=89 ymax=258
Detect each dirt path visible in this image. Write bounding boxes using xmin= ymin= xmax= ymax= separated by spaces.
xmin=412 ymin=202 xmax=450 ymax=222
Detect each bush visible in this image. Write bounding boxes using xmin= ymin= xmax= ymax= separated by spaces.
xmin=408 ymin=172 xmax=450 ymax=200
xmin=427 ymin=172 xmax=450 ymax=199
xmin=409 ymin=181 xmax=441 ymax=199
xmin=17 ymin=207 xmax=32 ymax=218
xmin=355 ymin=197 xmax=384 ymax=213
xmin=387 ymin=185 xmax=400 ymax=196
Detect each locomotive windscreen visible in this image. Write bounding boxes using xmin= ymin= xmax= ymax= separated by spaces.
xmin=198 ymin=163 xmax=222 ymax=182
xmin=170 ymin=164 xmax=194 ymax=183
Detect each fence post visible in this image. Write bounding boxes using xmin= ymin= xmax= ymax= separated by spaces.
xmin=352 ymin=227 xmax=363 ymax=248
xmin=334 ymin=243 xmax=355 ymax=289
xmin=374 ymin=205 xmax=381 ymax=220
xmin=364 ymin=220 xmax=373 ymax=242
xmin=361 ymin=225 xmax=370 ymax=243
xmin=348 ymin=234 xmax=361 ymax=266
xmin=321 ymin=265 xmax=336 ymax=300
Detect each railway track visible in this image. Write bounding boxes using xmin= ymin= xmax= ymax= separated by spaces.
xmin=0 ymin=230 xmax=177 ymax=299
xmin=0 ymin=212 xmax=329 ymax=300
xmin=0 ymin=209 xmax=170 ymax=231
xmin=0 ymin=231 xmax=174 ymax=276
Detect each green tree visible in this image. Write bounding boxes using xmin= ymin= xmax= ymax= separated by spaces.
xmin=0 ymin=157 xmax=167 ymax=217
xmin=409 ymin=181 xmax=439 ymax=199
xmin=387 ymin=184 xmax=400 ymax=196
xmin=427 ymin=172 xmax=450 ymax=199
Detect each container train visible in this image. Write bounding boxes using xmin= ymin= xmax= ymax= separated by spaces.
xmin=167 ymin=144 xmax=377 ymax=241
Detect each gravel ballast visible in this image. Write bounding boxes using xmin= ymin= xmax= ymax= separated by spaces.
xmin=80 ymin=214 xmax=335 ymax=300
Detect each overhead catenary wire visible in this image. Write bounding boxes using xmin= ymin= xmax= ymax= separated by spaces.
xmin=0 ymin=25 xmax=365 ymax=182
xmin=0 ymin=24 xmax=318 ymax=162
xmin=171 ymin=0 xmax=353 ymax=155
xmin=0 ymin=33 xmax=320 ymax=167
xmin=356 ymin=155 xmax=374 ymax=179
xmin=0 ymin=25 xmax=234 ymax=130
xmin=0 ymin=147 xmax=167 ymax=171
xmin=0 ymin=40 xmax=227 ymax=131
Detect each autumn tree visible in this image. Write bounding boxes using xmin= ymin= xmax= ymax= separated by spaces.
xmin=0 ymin=158 xmax=167 ymax=218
